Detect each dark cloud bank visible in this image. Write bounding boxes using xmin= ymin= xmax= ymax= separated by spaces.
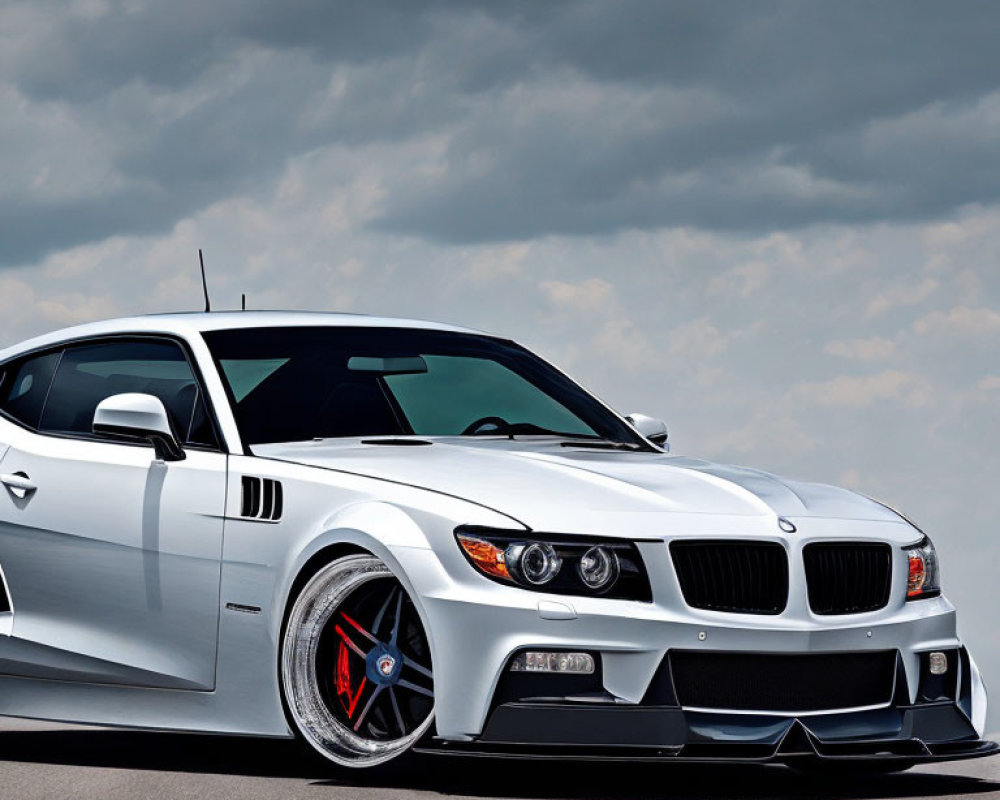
xmin=4 ymin=0 xmax=1000 ymax=265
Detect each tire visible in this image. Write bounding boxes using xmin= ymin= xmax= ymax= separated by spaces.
xmin=281 ymin=555 xmax=435 ymax=768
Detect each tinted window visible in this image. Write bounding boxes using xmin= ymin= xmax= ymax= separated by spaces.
xmin=386 ymin=356 xmax=590 ymax=436
xmin=204 ymin=327 xmax=643 ymax=447
xmin=39 ymin=340 xmax=217 ymax=447
xmin=0 ymin=352 xmax=61 ymax=429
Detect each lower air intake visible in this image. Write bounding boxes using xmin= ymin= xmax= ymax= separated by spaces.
xmin=669 ymin=650 xmax=898 ymax=713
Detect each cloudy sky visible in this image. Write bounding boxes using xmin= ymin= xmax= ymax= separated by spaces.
xmin=2 ymin=1 xmax=999 ymax=729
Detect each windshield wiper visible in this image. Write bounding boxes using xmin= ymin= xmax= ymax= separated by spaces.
xmin=464 ymin=421 xmax=641 ymax=450
xmin=559 ymin=439 xmax=643 ymax=451
xmin=466 ymin=421 xmax=602 ymax=440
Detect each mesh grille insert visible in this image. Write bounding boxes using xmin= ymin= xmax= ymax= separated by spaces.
xmin=669 ymin=650 xmax=898 ymax=712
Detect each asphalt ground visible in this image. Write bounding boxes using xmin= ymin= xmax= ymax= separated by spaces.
xmin=0 ymin=719 xmax=996 ymax=800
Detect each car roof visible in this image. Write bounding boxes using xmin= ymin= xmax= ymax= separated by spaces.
xmin=0 ymin=311 xmax=487 ymax=361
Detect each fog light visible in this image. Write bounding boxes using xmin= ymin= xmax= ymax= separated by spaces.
xmin=509 ymin=651 xmax=595 ymax=674
xmin=929 ymin=651 xmax=948 ymax=675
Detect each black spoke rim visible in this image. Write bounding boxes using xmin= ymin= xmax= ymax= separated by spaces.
xmin=316 ymin=577 xmax=433 ymax=741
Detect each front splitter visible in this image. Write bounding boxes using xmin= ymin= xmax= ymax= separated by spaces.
xmin=416 ymin=737 xmax=999 ymax=765
xmin=415 ymin=701 xmax=998 ymax=765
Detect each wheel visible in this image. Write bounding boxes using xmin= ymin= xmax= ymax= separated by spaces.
xmin=281 ymin=555 xmax=435 ymax=768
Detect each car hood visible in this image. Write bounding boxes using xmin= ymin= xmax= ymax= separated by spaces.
xmin=253 ymin=438 xmax=915 ymax=541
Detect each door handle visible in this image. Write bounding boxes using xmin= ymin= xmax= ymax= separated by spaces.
xmin=1 ymin=472 xmax=36 ymax=499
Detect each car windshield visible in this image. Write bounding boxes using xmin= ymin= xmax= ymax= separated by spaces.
xmin=203 ymin=326 xmax=644 ymax=447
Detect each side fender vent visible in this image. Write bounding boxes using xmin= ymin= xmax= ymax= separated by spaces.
xmin=241 ymin=476 xmax=283 ymax=522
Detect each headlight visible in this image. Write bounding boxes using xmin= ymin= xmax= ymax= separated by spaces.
xmin=577 ymin=546 xmax=620 ymax=590
xmin=865 ymin=496 xmax=943 ymax=602
xmin=507 ymin=542 xmax=563 ymax=585
xmin=905 ymin=535 xmax=941 ymax=601
xmin=455 ymin=527 xmax=651 ymax=601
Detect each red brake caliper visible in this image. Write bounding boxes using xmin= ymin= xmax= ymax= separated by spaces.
xmin=335 ymin=627 xmax=367 ymax=718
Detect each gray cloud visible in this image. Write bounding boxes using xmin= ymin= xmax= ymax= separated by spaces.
xmin=11 ymin=0 xmax=458 ymax=101
xmin=376 ymin=2 xmax=1000 ymax=240
xmin=3 ymin=1 xmax=1000 ymax=266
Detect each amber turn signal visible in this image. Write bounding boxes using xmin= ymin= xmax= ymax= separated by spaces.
xmin=457 ymin=534 xmax=511 ymax=581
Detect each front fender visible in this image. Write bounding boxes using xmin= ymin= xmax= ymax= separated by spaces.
xmin=273 ymin=502 xmax=427 ymax=637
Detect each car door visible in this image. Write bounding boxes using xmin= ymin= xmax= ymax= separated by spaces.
xmin=0 ymin=337 xmax=227 ymax=691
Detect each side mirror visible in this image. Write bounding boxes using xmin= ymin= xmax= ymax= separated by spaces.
xmin=625 ymin=412 xmax=669 ymax=450
xmin=93 ymin=393 xmax=186 ymax=462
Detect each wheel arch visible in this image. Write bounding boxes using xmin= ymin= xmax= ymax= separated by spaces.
xmin=280 ymin=542 xmax=369 ymax=635
xmin=275 ymin=501 xmax=435 ymax=638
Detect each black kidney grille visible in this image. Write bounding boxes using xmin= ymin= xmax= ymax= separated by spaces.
xmin=669 ymin=541 xmax=788 ymax=615
xmin=803 ymin=542 xmax=892 ymax=615
xmin=669 ymin=650 xmax=898 ymax=712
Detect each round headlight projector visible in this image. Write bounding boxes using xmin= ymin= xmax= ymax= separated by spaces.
xmin=577 ymin=546 xmax=620 ymax=590
xmin=509 ymin=542 xmax=562 ymax=585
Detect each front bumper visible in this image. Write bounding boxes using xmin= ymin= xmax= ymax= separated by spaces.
xmin=390 ymin=528 xmax=992 ymax=765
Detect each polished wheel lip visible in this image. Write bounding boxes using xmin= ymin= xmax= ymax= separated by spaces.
xmin=281 ymin=555 xmax=435 ymax=768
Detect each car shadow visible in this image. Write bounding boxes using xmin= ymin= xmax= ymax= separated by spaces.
xmin=0 ymin=728 xmax=997 ymax=799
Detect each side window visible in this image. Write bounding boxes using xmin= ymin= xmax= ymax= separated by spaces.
xmin=0 ymin=351 xmax=61 ymax=429
xmin=38 ymin=340 xmax=218 ymax=448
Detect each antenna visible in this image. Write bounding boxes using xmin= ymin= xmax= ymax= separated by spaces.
xmin=199 ymin=249 xmax=211 ymax=312
xmin=242 ymin=293 xmax=246 ymax=311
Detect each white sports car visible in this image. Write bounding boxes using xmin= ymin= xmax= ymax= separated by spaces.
xmin=0 ymin=312 xmax=994 ymax=772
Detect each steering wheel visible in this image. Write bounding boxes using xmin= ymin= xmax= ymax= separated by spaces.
xmin=461 ymin=416 xmax=509 ymax=436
